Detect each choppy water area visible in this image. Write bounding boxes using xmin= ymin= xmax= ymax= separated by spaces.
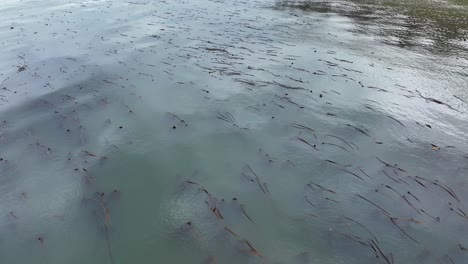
xmin=276 ymin=0 xmax=468 ymax=54
xmin=0 ymin=0 xmax=467 ymax=263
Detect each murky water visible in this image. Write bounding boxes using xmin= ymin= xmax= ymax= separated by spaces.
xmin=0 ymin=0 xmax=467 ymax=263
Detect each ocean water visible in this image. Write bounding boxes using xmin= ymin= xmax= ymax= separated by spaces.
xmin=0 ymin=0 xmax=467 ymax=263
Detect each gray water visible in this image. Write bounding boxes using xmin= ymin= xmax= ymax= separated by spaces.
xmin=0 ymin=0 xmax=467 ymax=263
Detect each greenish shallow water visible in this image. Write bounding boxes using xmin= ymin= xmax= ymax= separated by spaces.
xmin=0 ymin=0 xmax=467 ymax=263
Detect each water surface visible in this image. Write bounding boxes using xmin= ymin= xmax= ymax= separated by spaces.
xmin=0 ymin=0 xmax=467 ymax=263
